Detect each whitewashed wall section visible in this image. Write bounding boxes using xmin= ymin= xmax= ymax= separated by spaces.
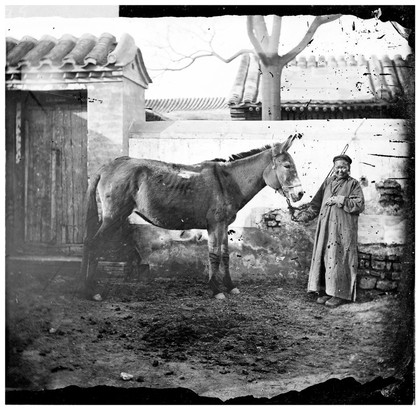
xmin=129 ymin=119 xmax=411 ymax=234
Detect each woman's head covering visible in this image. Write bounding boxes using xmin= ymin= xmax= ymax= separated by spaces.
xmin=333 ymin=154 xmax=352 ymax=164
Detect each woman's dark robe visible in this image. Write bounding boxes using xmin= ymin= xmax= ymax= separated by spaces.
xmin=302 ymin=175 xmax=365 ymax=301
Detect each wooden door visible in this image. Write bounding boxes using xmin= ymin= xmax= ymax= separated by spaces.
xmin=24 ymin=92 xmax=87 ymax=249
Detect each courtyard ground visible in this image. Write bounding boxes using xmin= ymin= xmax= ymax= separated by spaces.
xmin=5 ymin=265 xmax=414 ymax=404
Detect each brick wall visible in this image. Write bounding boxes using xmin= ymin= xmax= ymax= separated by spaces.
xmin=357 ymin=251 xmax=402 ymax=291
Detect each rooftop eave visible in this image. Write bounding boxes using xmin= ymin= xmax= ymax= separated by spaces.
xmin=5 ymin=67 xmax=127 ymax=90
xmin=228 ymin=100 xmax=398 ymax=109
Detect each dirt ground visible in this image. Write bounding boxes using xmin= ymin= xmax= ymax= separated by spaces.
xmin=6 ymin=265 xmax=414 ymax=404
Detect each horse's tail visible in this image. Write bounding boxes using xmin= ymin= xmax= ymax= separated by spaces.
xmin=84 ymin=172 xmax=101 ymax=241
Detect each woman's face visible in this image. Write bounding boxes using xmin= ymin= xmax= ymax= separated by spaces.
xmin=334 ymin=159 xmax=350 ymax=179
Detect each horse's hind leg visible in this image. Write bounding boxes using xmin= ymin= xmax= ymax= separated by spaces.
xmin=207 ymin=223 xmax=225 ymax=299
xmin=221 ymin=235 xmax=240 ymax=295
xmin=83 ymin=240 xmax=100 ymax=300
xmin=84 ymin=216 xmax=121 ymax=300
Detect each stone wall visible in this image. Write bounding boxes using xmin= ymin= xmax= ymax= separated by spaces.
xmin=357 ymin=245 xmax=404 ymax=292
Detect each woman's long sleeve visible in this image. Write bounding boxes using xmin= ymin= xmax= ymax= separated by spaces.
xmin=336 ymin=180 xmax=365 ymax=215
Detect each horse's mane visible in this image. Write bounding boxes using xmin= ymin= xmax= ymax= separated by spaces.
xmin=210 ymin=144 xmax=272 ymax=163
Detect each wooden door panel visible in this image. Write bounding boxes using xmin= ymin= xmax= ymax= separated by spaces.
xmin=69 ymin=109 xmax=88 ymax=243
xmin=57 ymin=107 xmax=88 ymax=244
xmin=24 ymin=93 xmax=87 ymax=248
xmin=25 ymin=106 xmax=53 ymax=243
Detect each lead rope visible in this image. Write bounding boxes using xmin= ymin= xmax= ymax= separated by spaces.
xmin=273 ymin=133 xmax=303 ymax=221
xmin=276 ymin=184 xmax=296 ymax=220
xmin=287 ymin=118 xmax=366 ymax=222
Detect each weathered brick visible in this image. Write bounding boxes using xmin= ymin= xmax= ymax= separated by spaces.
xmin=384 ymin=271 xmax=394 ymax=280
xmin=393 ymin=262 xmax=402 ymax=272
xmin=358 ymin=257 xmax=371 ymax=269
xmin=371 ymin=260 xmax=386 ymax=270
xmin=391 ymin=271 xmax=402 ymax=280
xmin=359 ymin=276 xmax=377 ymax=289
xmin=385 ymin=261 xmax=393 ymax=271
xmin=365 ymin=269 xmax=385 ymax=278
xmin=376 ymin=280 xmax=398 ymax=291
xmin=387 ymin=254 xmax=400 ymax=262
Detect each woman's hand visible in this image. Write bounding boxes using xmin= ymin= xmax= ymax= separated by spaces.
xmin=293 ymin=210 xmax=309 ymax=223
xmin=325 ymin=196 xmax=338 ymax=206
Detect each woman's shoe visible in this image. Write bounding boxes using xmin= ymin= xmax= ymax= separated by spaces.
xmin=325 ymin=297 xmax=346 ymax=308
xmin=316 ymin=295 xmax=331 ymax=304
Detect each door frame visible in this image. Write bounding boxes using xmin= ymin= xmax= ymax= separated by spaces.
xmin=6 ymin=90 xmax=88 ymax=257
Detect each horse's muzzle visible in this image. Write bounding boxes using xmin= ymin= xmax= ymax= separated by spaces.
xmin=289 ymin=187 xmax=304 ymax=202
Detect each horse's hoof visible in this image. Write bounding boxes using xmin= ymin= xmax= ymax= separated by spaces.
xmin=214 ymin=293 xmax=226 ymax=300
xmin=230 ymin=288 xmax=240 ymax=295
xmin=92 ymin=294 xmax=102 ymax=301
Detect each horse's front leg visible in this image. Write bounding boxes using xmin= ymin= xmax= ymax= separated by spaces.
xmin=207 ymin=223 xmax=225 ymax=300
xmin=221 ymin=236 xmax=240 ymax=295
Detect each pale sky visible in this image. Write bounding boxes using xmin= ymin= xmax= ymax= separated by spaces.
xmin=5 ymin=10 xmax=412 ymax=99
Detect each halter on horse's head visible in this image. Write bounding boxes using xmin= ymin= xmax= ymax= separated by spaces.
xmin=263 ymin=133 xmax=304 ymax=203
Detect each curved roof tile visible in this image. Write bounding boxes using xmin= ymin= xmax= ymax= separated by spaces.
xmin=228 ymin=54 xmax=250 ymax=105
xmin=243 ymin=54 xmax=259 ymax=104
xmin=107 ymin=32 xmax=137 ymax=66
xmin=6 ymin=37 xmax=18 ymax=55
xmin=83 ymin=33 xmax=116 ymax=67
xmin=21 ymin=35 xmax=57 ymax=67
xmin=5 ymin=32 xmax=150 ymax=84
xmin=61 ymin=33 xmax=97 ymax=66
xmin=41 ymin=34 xmax=77 ymax=66
xmin=6 ymin=36 xmax=38 ymax=67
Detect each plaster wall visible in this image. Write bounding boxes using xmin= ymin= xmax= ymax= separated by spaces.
xmin=129 ymin=119 xmax=410 ymax=227
xmin=87 ymin=82 xmax=125 ymax=176
xmin=124 ymin=119 xmax=411 ymax=281
xmin=123 ymin=78 xmax=146 ymax=151
xmin=86 ymin=79 xmax=146 ymax=176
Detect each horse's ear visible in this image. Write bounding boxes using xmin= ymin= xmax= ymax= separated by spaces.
xmin=280 ymin=133 xmax=302 ymax=152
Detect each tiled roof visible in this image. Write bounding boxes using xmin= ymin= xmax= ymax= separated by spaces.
xmin=228 ymin=53 xmax=413 ymax=108
xmin=146 ymin=96 xmax=228 ymax=113
xmin=6 ymin=32 xmax=152 ymax=85
xmin=145 ymin=97 xmax=230 ymax=120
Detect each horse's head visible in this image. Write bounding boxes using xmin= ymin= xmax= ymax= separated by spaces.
xmin=263 ymin=134 xmax=304 ymax=202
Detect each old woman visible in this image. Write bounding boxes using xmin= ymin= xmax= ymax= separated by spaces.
xmin=294 ymin=154 xmax=365 ymax=308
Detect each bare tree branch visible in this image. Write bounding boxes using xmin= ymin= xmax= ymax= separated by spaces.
xmin=148 ymin=48 xmax=255 ymax=71
xmin=280 ymin=14 xmax=342 ymax=65
xmin=269 ymin=15 xmax=282 ymax=55
xmin=247 ymin=16 xmax=270 ymax=66
xmin=253 ymin=15 xmax=269 ymax=49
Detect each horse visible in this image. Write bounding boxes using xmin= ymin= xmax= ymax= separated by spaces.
xmin=81 ymin=133 xmax=304 ymax=301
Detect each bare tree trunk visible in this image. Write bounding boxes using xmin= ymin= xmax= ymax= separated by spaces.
xmin=261 ymin=57 xmax=282 ymax=121
xmin=247 ymin=14 xmax=341 ymax=121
